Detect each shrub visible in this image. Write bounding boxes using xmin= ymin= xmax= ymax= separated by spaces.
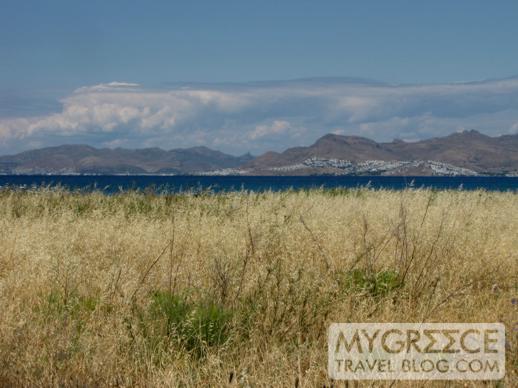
xmin=340 ymin=269 xmax=402 ymax=297
xmin=147 ymin=291 xmax=233 ymax=357
xmin=39 ymin=290 xmax=99 ymax=320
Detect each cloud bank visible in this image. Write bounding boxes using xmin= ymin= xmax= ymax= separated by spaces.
xmin=1 ymin=77 xmax=518 ymax=154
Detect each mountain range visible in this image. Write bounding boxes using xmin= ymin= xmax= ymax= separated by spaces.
xmin=0 ymin=145 xmax=253 ymax=175
xmin=1 ymin=130 xmax=517 ymax=176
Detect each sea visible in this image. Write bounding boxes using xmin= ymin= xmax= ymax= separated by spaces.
xmin=0 ymin=175 xmax=517 ymax=193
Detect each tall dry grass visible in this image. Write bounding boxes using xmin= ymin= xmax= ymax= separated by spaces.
xmin=0 ymin=187 xmax=516 ymax=387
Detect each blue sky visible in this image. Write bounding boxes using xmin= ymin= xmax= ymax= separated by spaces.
xmin=1 ymin=1 xmax=518 ymax=154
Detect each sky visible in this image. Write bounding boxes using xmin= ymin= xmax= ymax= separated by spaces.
xmin=1 ymin=0 xmax=518 ymax=155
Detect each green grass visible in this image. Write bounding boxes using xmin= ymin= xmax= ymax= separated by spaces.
xmin=147 ymin=291 xmax=233 ymax=358
xmin=340 ymin=268 xmax=402 ymax=297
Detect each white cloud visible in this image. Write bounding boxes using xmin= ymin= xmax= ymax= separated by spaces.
xmin=248 ymin=120 xmax=292 ymax=140
xmin=1 ymin=78 xmax=518 ymax=154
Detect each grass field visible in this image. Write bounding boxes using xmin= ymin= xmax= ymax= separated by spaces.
xmin=0 ymin=187 xmax=516 ymax=387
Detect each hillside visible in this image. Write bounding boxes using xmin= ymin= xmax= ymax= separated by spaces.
xmin=244 ymin=130 xmax=518 ymax=175
xmin=1 ymin=130 xmax=517 ymax=175
xmin=0 ymin=145 xmax=253 ymax=175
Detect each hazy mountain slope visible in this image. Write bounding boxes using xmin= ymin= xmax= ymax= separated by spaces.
xmin=245 ymin=130 xmax=518 ymax=174
xmin=0 ymin=145 xmax=253 ymax=174
xmin=383 ymin=130 xmax=518 ymax=173
xmin=0 ymin=130 xmax=517 ymax=175
xmin=246 ymin=134 xmax=399 ymax=169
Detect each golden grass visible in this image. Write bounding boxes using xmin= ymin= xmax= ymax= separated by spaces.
xmin=0 ymin=187 xmax=516 ymax=387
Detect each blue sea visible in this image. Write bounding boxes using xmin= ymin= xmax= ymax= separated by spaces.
xmin=0 ymin=175 xmax=517 ymax=192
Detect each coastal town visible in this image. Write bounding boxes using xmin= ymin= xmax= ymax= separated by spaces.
xmin=201 ymin=157 xmax=492 ymax=176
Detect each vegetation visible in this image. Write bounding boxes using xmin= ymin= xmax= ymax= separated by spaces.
xmin=0 ymin=187 xmax=516 ymax=386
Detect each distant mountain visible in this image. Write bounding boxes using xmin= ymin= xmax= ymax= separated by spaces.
xmin=1 ymin=130 xmax=517 ymax=176
xmin=244 ymin=130 xmax=518 ymax=176
xmin=0 ymin=145 xmax=253 ymax=175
